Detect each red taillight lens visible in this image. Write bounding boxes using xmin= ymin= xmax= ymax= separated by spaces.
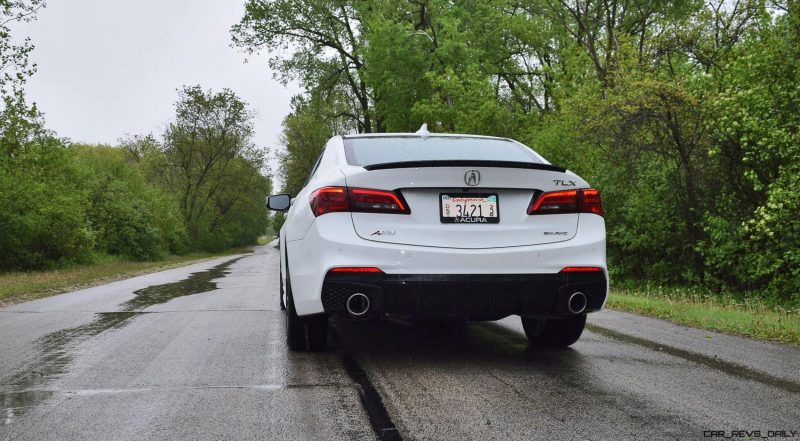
xmin=310 ymin=186 xmax=410 ymax=216
xmin=580 ymin=189 xmax=603 ymax=216
xmin=329 ymin=267 xmax=384 ymax=273
xmin=310 ymin=187 xmax=349 ymax=216
xmin=561 ymin=266 xmax=603 ymax=272
xmin=349 ymin=188 xmax=409 ymax=214
xmin=528 ymin=190 xmax=579 ymax=214
xmin=528 ymin=188 xmax=603 ymax=217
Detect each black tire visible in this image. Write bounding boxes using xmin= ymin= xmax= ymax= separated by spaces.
xmin=285 ymin=262 xmax=328 ymax=351
xmin=279 ymin=259 xmax=286 ymax=311
xmin=521 ymin=314 xmax=586 ymax=348
xmin=285 ymin=288 xmax=306 ymax=351
xmin=303 ymin=313 xmax=329 ymax=351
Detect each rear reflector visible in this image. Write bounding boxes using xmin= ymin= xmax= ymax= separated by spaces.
xmin=310 ymin=186 xmax=410 ymax=216
xmin=528 ymin=188 xmax=604 ymax=216
xmin=329 ymin=267 xmax=384 ymax=273
xmin=561 ymin=267 xmax=603 ymax=272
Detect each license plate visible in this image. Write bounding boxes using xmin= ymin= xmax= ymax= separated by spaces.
xmin=440 ymin=193 xmax=499 ymax=224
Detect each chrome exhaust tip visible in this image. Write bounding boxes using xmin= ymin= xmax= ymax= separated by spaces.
xmin=567 ymin=291 xmax=587 ymax=314
xmin=345 ymin=293 xmax=370 ymax=317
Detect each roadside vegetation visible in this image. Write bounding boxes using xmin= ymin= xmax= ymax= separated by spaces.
xmin=0 ymin=3 xmax=271 ymax=275
xmin=235 ymin=0 xmax=800 ymax=320
xmin=0 ymin=87 xmax=271 ymax=271
xmin=608 ymin=286 xmax=800 ymax=345
xmin=0 ymin=248 xmax=251 ymax=307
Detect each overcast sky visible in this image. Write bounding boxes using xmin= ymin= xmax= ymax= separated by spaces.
xmin=17 ymin=0 xmax=298 ymax=183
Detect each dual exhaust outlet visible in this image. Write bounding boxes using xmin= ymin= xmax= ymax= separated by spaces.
xmin=344 ymin=291 xmax=587 ymax=317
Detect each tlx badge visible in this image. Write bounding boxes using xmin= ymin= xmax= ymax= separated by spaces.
xmin=553 ymin=179 xmax=576 ymax=187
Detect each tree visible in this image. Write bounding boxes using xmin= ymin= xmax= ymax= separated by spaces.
xmin=0 ymin=0 xmax=45 ymax=154
xmin=0 ymin=136 xmax=94 ymax=268
xmin=278 ymin=96 xmax=337 ymax=196
xmin=560 ymin=75 xmax=712 ymax=281
xmin=700 ymin=7 xmax=800 ymax=297
xmin=0 ymin=1 xmax=94 ymax=269
xmin=75 ymin=144 xmax=189 ymax=260
xmin=161 ymin=86 xmax=270 ymax=249
xmin=540 ymin=0 xmax=700 ymax=89
xmin=233 ymin=0 xmax=376 ymax=132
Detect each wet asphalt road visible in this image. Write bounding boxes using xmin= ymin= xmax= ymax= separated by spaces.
xmin=1 ymin=245 xmax=798 ymax=440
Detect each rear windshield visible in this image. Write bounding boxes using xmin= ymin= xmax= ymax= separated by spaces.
xmin=343 ymin=136 xmax=542 ymax=166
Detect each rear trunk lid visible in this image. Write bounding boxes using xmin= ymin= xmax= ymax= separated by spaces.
xmin=342 ymin=165 xmax=583 ymax=249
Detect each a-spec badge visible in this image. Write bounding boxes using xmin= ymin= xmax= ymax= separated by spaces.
xmin=464 ymin=170 xmax=481 ymax=186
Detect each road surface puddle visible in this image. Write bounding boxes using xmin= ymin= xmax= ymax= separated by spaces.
xmin=0 ymin=257 xmax=241 ymax=426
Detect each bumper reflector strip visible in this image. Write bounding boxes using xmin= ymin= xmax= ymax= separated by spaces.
xmin=329 ymin=267 xmax=384 ymax=273
xmin=561 ymin=267 xmax=603 ymax=272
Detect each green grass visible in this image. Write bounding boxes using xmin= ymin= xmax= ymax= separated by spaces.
xmin=0 ymin=248 xmax=252 ymax=307
xmin=608 ymin=287 xmax=800 ymax=345
xmin=256 ymin=235 xmax=277 ymax=245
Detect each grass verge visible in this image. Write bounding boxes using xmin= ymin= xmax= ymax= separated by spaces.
xmin=0 ymin=248 xmax=252 ymax=307
xmin=607 ymin=288 xmax=800 ymax=345
xmin=256 ymin=235 xmax=277 ymax=245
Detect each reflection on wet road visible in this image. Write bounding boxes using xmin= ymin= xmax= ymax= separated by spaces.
xmin=333 ymin=318 xmax=799 ymax=440
xmin=1 ymin=312 xmax=137 ymax=426
xmin=0 ymin=258 xmax=241 ymax=425
xmin=0 ymin=246 xmax=798 ymax=440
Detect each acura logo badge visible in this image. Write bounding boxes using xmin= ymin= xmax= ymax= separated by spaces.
xmin=464 ymin=170 xmax=480 ymax=186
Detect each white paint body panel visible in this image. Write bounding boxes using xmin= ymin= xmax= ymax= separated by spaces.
xmin=345 ymin=166 xmax=585 ymax=248
xmin=278 ymin=134 xmax=607 ymax=317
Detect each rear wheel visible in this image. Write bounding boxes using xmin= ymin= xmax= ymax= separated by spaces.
xmin=285 ymin=267 xmax=328 ymax=351
xmin=279 ymin=260 xmax=286 ymax=310
xmin=521 ymin=315 xmax=586 ymax=348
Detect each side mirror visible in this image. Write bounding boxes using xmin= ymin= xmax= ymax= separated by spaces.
xmin=267 ymin=194 xmax=291 ymax=211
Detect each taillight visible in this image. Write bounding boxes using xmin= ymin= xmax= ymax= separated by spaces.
xmin=310 ymin=187 xmax=349 ymax=216
xmin=527 ymin=188 xmax=604 ymax=216
xmin=310 ymin=186 xmax=410 ymax=217
xmin=529 ymin=190 xmax=579 ymax=214
xmin=580 ymin=189 xmax=603 ymax=216
xmin=349 ymin=188 xmax=409 ymax=214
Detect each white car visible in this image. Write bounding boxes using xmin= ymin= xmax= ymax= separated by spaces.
xmin=268 ymin=128 xmax=607 ymax=351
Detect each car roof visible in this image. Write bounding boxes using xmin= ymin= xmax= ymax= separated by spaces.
xmin=340 ymin=133 xmax=514 ymax=142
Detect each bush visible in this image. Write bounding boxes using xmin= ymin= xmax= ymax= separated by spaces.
xmin=0 ymin=139 xmax=194 ymax=270
xmin=75 ymin=145 xmax=188 ymax=261
xmin=0 ymin=137 xmax=94 ymax=268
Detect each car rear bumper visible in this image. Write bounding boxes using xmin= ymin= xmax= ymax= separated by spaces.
xmin=286 ymin=213 xmax=607 ymax=316
xmin=321 ymin=271 xmax=607 ymax=320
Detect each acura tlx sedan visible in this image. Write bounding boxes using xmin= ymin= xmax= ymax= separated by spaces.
xmin=267 ymin=128 xmax=607 ymax=351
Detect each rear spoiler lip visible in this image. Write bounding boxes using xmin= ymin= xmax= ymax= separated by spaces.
xmin=362 ymin=160 xmax=567 ymax=173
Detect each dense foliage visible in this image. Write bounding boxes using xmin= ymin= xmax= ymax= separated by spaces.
xmin=144 ymin=86 xmax=271 ymax=252
xmin=0 ymin=0 xmax=270 ymax=268
xmin=235 ymin=0 xmax=800 ymax=304
xmin=0 ymin=88 xmax=271 ymax=269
